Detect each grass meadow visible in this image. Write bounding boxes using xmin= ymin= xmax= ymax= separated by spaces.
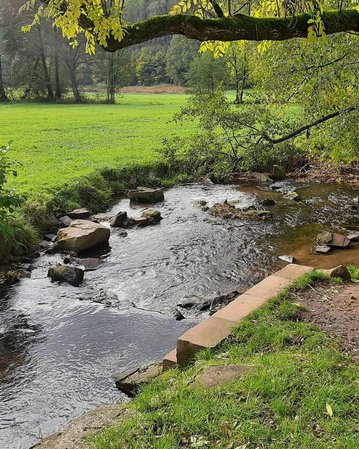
xmin=0 ymin=94 xmax=192 ymax=195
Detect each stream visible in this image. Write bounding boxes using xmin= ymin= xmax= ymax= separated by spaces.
xmin=1 ymin=181 xmax=359 ymax=449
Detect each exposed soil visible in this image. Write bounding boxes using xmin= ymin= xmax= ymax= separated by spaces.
xmin=293 ymin=281 xmax=359 ymax=363
xmin=119 ymin=84 xmax=186 ymax=94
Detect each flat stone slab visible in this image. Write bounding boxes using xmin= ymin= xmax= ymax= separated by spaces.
xmin=128 ymin=187 xmax=164 ymax=204
xmin=57 ymin=220 xmax=110 ymax=253
xmin=275 ymin=264 xmax=313 ymax=280
xmin=68 ymin=208 xmax=91 ymax=219
xmin=177 ymin=316 xmax=236 ymax=364
xmin=245 ymin=275 xmax=292 ymax=300
xmin=190 ymin=364 xmax=256 ymax=388
xmin=212 ymin=293 xmax=270 ymax=322
xmin=163 ymin=348 xmax=177 ymax=371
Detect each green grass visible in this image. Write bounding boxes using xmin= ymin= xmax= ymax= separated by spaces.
xmin=90 ymin=271 xmax=359 ymax=449
xmin=0 ymin=94 xmax=191 ymax=195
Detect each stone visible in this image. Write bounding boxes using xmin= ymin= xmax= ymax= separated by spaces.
xmin=113 ymin=363 xmax=162 ymax=396
xmin=48 ymin=265 xmax=84 ymax=287
xmin=324 ymin=265 xmax=351 ymax=282
xmin=284 ymin=191 xmax=301 ymax=201
xmin=354 ymin=196 xmax=359 ymax=204
xmin=347 ymin=232 xmax=359 ymax=242
xmin=44 ymin=233 xmax=57 ymax=242
xmin=199 ymin=177 xmax=214 ymax=186
xmin=173 ymin=309 xmax=185 ymax=321
xmin=128 ymin=187 xmax=164 ymax=204
xmin=317 ymin=231 xmax=333 ymax=245
xmin=109 ymin=211 xmax=129 ymax=228
xmin=275 ymin=264 xmax=312 ymax=280
xmin=190 ymin=364 xmax=255 ymax=389
xmin=260 ymin=198 xmax=276 ymax=207
xmin=244 ymin=209 xmax=272 ymax=219
xmin=72 ymin=257 xmax=104 ymax=272
xmin=270 ymin=165 xmax=286 ymax=181
xmin=59 ymin=215 xmax=72 ymax=227
xmin=316 ymin=245 xmax=331 ymax=254
xmin=57 ymin=220 xmax=110 ymax=253
xmin=133 ymin=217 xmax=150 ymax=227
xmin=163 ymin=349 xmax=177 ymax=371
xmin=68 ymin=208 xmax=91 ymax=219
xmin=278 ymin=255 xmax=295 ymax=264
xmin=141 ymin=209 xmax=162 ymax=223
xmin=330 ymin=233 xmax=351 ymax=248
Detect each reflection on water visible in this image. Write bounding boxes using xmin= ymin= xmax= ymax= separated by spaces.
xmin=0 ymin=181 xmax=358 ymax=448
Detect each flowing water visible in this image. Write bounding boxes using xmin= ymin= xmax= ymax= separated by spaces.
xmin=1 ymin=181 xmax=359 ymax=449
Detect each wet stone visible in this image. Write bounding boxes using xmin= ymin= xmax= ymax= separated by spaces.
xmin=278 ymin=255 xmax=295 ymax=263
xmin=68 ymin=208 xmax=91 ymax=220
xmin=113 ymin=363 xmax=162 ymax=396
xmin=284 ymin=191 xmax=301 ymax=201
xmin=128 ymin=187 xmax=164 ymax=204
xmin=141 ymin=209 xmax=162 ymax=223
xmin=260 ymin=198 xmax=276 ymax=207
xmin=109 ymin=211 xmax=129 ymax=228
xmin=316 ymin=246 xmax=331 ymax=254
xmin=48 ymin=265 xmax=84 ymax=287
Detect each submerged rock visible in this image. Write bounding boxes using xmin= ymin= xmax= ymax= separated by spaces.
xmin=278 ymin=255 xmax=295 ymax=264
xmin=48 ymin=265 xmax=84 ymax=287
xmin=72 ymin=257 xmax=104 ymax=272
xmin=128 ymin=187 xmax=164 ymax=204
xmin=260 ymin=198 xmax=276 ymax=207
xmin=284 ymin=191 xmax=301 ymax=201
xmin=113 ymin=363 xmax=162 ymax=396
xmin=209 ymin=202 xmax=272 ymax=220
xmin=57 ymin=220 xmax=110 ymax=253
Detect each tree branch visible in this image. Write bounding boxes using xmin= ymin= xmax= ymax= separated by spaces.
xmin=101 ymin=9 xmax=359 ymax=51
xmin=268 ymin=105 xmax=358 ymax=144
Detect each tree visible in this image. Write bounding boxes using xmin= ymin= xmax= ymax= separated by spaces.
xmin=19 ymin=1 xmax=359 ymax=54
xmin=165 ymin=36 xmax=199 ymax=85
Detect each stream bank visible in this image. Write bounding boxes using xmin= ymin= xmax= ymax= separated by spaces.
xmin=1 ymin=180 xmax=359 ymax=449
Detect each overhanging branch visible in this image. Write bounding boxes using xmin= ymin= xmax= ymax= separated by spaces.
xmin=102 ymin=9 xmax=359 ymax=51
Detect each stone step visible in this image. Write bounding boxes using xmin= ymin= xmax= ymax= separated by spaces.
xmin=163 ymin=348 xmax=177 ymax=371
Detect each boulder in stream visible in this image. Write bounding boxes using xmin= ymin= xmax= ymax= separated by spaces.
xmin=68 ymin=208 xmax=91 ymax=219
xmin=141 ymin=209 xmax=162 ymax=223
xmin=128 ymin=187 xmax=164 ymax=204
xmin=315 ymin=245 xmax=331 ymax=254
xmin=110 ymin=211 xmax=129 ymax=228
xmin=57 ymin=220 xmax=110 ymax=253
xmin=270 ymin=165 xmax=286 ymax=181
xmin=260 ymin=198 xmax=276 ymax=207
xmin=317 ymin=231 xmax=351 ymax=248
xmin=284 ymin=191 xmax=301 ymax=201
xmin=48 ymin=265 xmax=84 ymax=287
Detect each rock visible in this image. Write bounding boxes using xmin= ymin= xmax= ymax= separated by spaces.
xmin=173 ymin=309 xmax=185 ymax=321
xmin=315 ymin=245 xmax=331 ymax=254
xmin=244 ymin=209 xmax=273 ymax=219
xmin=44 ymin=233 xmax=57 ymax=242
xmin=189 ymin=364 xmax=255 ymax=389
xmin=317 ymin=231 xmax=333 ymax=245
xmin=39 ymin=240 xmax=52 ymax=249
xmin=59 ymin=215 xmax=73 ymax=227
xmin=109 ymin=211 xmax=129 ymax=228
xmin=260 ymin=198 xmax=276 ymax=207
xmin=197 ymin=200 xmax=207 ymax=206
xmin=141 ymin=209 xmax=162 ymax=223
xmin=199 ymin=177 xmax=214 ymax=186
xmin=117 ymin=231 xmax=128 ymax=237
xmin=270 ymin=165 xmax=286 ymax=181
xmin=48 ymin=265 xmax=84 ymax=287
xmin=347 ymin=232 xmax=359 ymax=242
xmin=270 ymin=181 xmax=287 ymax=190
xmin=278 ymin=255 xmax=295 ymax=263
xmin=325 ymin=265 xmax=351 ymax=281
xmin=330 ymin=233 xmax=351 ymax=248
xmin=72 ymin=257 xmax=104 ymax=272
xmin=128 ymin=187 xmax=164 ymax=204
xmin=113 ymin=363 xmax=162 ymax=396
xmin=132 ymin=217 xmax=150 ymax=227
xmin=68 ymin=208 xmax=91 ymax=219
xmin=209 ymin=203 xmax=272 ymax=220
xmin=353 ymin=196 xmax=359 ymax=204
xmin=284 ymin=191 xmax=301 ymax=201
xmin=57 ymin=220 xmax=110 ymax=253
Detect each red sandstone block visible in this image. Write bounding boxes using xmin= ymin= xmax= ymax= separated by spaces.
xmin=275 ymin=264 xmax=313 ymax=280
xmin=245 ymin=275 xmax=292 ymax=300
xmin=177 ymin=316 xmax=236 ymax=364
xmin=213 ymin=293 xmax=269 ymax=322
xmin=163 ymin=348 xmax=177 ymax=371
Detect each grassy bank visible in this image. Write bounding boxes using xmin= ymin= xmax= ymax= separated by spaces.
xmin=90 ymin=271 xmax=358 ymax=449
xmin=0 ymin=94 xmax=195 ymax=260
xmin=0 ymin=94 xmax=192 ymax=195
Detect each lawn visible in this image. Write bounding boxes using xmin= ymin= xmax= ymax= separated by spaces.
xmin=0 ymin=94 xmax=192 ymax=195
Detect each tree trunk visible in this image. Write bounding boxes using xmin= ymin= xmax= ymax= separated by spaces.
xmin=54 ymin=29 xmax=62 ymax=100
xmin=65 ymin=48 xmax=81 ymax=103
xmin=38 ymin=29 xmax=54 ymax=101
xmin=0 ymin=55 xmax=8 ymax=102
xmin=106 ymin=53 xmax=116 ymax=104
